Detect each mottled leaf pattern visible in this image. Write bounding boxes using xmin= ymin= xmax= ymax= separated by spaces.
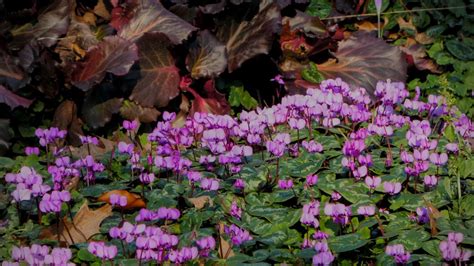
xmin=130 ymin=33 xmax=180 ymax=108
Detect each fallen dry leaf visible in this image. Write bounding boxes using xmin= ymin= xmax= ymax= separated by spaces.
xmin=41 ymin=201 xmax=112 ymax=245
xmin=98 ymin=190 xmax=146 ymax=210
xmin=93 ymin=0 xmax=111 ymax=19
xmin=188 ymin=195 xmax=214 ymax=210
xmin=218 ymin=222 xmax=235 ymax=259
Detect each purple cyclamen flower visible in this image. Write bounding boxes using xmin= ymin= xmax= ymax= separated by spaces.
xmin=357 ymin=205 xmax=376 ymax=216
xmin=224 ymin=224 xmax=253 ymax=245
xmin=383 ymin=181 xmax=402 ymax=195
xmin=271 ymin=74 xmax=285 ymax=85
xmin=230 ymin=201 xmax=242 ymax=219
xmin=331 ymin=191 xmax=342 ymax=201
xmin=312 ymin=251 xmax=335 ymax=265
xmin=123 ymin=120 xmax=138 ymax=131
xmin=302 ymin=140 xmax=323 ymax=153
xmin=187 ymin=171 xmax=202 ymax=182
xmin=324 ymin=203 xmax=351 ymax=225
xmin=118 ymin=141 xmax=134 ymax=154
xmin=385 ymin=244 xmax=411 ymax=264
xmin=79 ymin=135 xmax=99 ymax=145
xmin=88 ymin=242 xmax=117 ymax=260
xmin=365 ymin=176 xmax=381 ymax=190
xmin=156 ymin=207 xmax=181 ymax=220
xmin=306 ymin=174 xmax=318 ymax=186
xmin=445 ymin=143 xmax=458 ymax=153
xmin=415 ymin=207 xmax=429 ymax=224
xmin=233 ymin=179 xmax=245 ymax=190
xmin=139 ymin=172 xmax=155 ymax=184
xmin=423 ymin=175 xmax=437 ymax=188
xmin=25 ymin=147 xmax=40 ymax=156
xmin=200 ymin=178 xmax=219 ymax=191
xmin=109 ymin=194 xmax=128 ymax=207
xmin=39 ymin=190 xmax=70 ymax=213
xmin=168 ymin=247 xmax=198 ymax=264
xmin=429 ymin=152 xmax=448 ymax=166
xmin=196 ymin=236 xmax=216 ymax=256
xmin=300 ymin=200 xmax=320 ymax=228
xmin=278 ymin=179 xmax=294 ymax=190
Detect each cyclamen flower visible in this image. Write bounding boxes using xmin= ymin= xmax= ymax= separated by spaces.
xmin=24 ymin=147 xmax=40 ymax=156
xmin=196 ymin=236 xmax=216 ymax=257
xmin=331 ymin=191 xmax=342 ymax=201
xmin=439 ymin=232 xmax=472 ymax=262
xmin=271 ymin=74 xmax=285 ymax=85
xmin=312 ymin=251 xmax=335 ymax=266
xmin=168 ymin=247 xmax=198 ymax=264
xmin=278 ymin=179 xmax=294 ymax=190
xmin=383 ymin=181 xmax=402 ymax=195
xmin=123 ymin=120 xmax=138 ymax=131
xmin=415 ymin=207 xmax=429 ymax=224
xmin=39 ymin=190 xmax=70 ymax=213
xmin=357 ymin=205 xmax=376 ymax=216
xmin=79 ymin=135 xmax=99 ymax=145
xmin=118 ymin=141 xmax=134 ymax=154
xmin=5 ymin=245 xmax=74 ymax=266
xmin=365 ymin=176 xmax=381 ymax=190
xmin=445 ymin=143 xmax=458 ymax=153
xmin=423 ymin=175 xmax=437 ymax=188
xmin=35 ymin=127 xmax=67 ymax=147
xmin=225 ymin=224 xmax=253 ymax=245
xmin=88 ymin=242 xmax=118 ymax=260
xmin=301 ymin=200 xmax=320 ymax=227
xmin=302 ymin=140 xmax=323 ymax=153
xmin=200 ymin=178 xmax=219 ymax=191
xmin=429 ymin=152 xmax=448 ymax=166
xmin=324 ymin=203 xmax=351 ymax=225
xmin=385 ymin=244 xmax=411 ymax=264
xmin=233 ymin=179 xmax=245 ymax=190
xmin=156 ymin=207 xmax=181 ymax=220
xmin=306 ymin=174 xmax=318 ymax=186
xmin=109 ymin=194 xmax=128 ymax=208
xmin=230 ymin=201 xmax=242 ymax=219
xmin=139 ymin=172 xmax=155 ymax=184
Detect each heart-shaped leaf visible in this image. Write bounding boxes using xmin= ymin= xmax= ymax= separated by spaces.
xmin=317 ymin=31 xmax=407 ymax=95
xmin=186 ymin=30 xmax=227 ymax=79
xmin=130 ymin=33 xmax=180 ymax=108
xmin=217 ymin=0 xmax=281 ymax=72
xmin=0 ymin=85 xmax=33 ymax=109
xmin=118 ymin=0 xmax=197 ymax=44
xmin=82 ymin=98 xmax=123 ymax=129
xmin=71 ymin=36 xmax=138 ymax=90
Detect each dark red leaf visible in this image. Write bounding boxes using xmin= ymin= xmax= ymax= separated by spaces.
xmin=118 ymin=0 xmax=197 ymax=44
xmin=217 ymin=0 xmax=281 ymax=72
xmin=10 ymin=0 xmax=73 ymax=49
xmin=130 ymin=33 xmax=180 ymax=108
xmin=110 ymin=0 xmax=137 ymax=31
xmin=70 ymin=36 xmax=138 ymax=90
xmin=282 ymin=11 xmax=327 ymax=38
xmin=0 ymin=85 xmax=33 ymax=109
xmin=186 ymin=30 xmax=227 ymax=79
xmin=317 ymin=31 xmax=407 ymax=95
xmin=186 ymin=80 xmax=230 ymax=116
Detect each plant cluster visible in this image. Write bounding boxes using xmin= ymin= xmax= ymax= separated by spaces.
xmin=0 ymin=78 xmax=473 ymax=265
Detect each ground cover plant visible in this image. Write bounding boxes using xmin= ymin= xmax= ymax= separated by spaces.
xmin=0 ymin=0 xmax=474 ymax=265
xmin=1 ymin=78 xmax=473 ymax=265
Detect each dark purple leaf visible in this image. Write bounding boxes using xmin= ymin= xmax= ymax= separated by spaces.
xmin=317 ymin=31 xmax=407 ymax=95
xmin=110 ymin=0 xmax=137 ymax=31
xmin=70 ymin=36 xmax=138 ymax=91
xmin=217 ymin=0 xmax=281 ymax=72
xmin=9 ymin=0 xmax=72 ymax=49
xmin=130 ymin=33 xmax=180 ymax=108
xmin=282 ymin=11 xmax=327 ymax=38
xmin=82 ymin=98 xmax=123 ymax=129
xmin=169 ymin=4 xmax=198 ymax=23
xmin=118 ymin=0 xmax=197 ymax=44
xmin=199 ymin=0 xmax=226 ymax=14
xmin=0 ymin=85 xmax=33 ymax=109
xmin=0 ymin=49 xmax=24 ymax=80
xmin=187 ymin=80 xmax=230 ymax=116
xmin=186 ymin=30 xmax=227 ymax=79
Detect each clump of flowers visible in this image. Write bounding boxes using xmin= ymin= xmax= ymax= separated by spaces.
xmin=439 ymin=232 xmax=472 ymax=262
xmin=2 ymin=245 xmax=74 ymax=265
xmin=385 ymin=244 xmax=411 ymax=264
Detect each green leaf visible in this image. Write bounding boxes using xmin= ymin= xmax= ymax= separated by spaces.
xmin=306 ymin=0 xmax=332 ymax=18
xmin=460 ymin=194 xmax=474 ymax=218
xmin=444 ymin=124 xmax=456 ymax=142
xmin=394 ymin=229 xmax=431 ymax=250
xmin=328 ymin=233 xmax=369 ymax=253
xmin=445 ymin=39 xmax=474 ymax=61
xmin=77 ymin=249 xmax=97 ymax=262
xmin=422 ymin=240 xmax=442 ymax=258
xmin=301 ymin=62 xmax=324 ymax=84
xmin=228 ymin=85 xmax=258 ymax=110
xmin=0 ymin=157 xmax=15 ymax=169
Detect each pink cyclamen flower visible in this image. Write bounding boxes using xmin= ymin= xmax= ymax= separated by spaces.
xmin=233 ymin=179 xmax=245 ymax=190
xmin=306 ymin=174 xmax=318 ymax=186
xmin=445 ymin=143 xmax=458 ymax=153
xmin=331 ymin=191 xmax=342 ymax=201
xmin=365 ymin=176 xmax=381 ymax=190
xmin=423 ymin=175 xmax=437 ymax=188
xmin=271 ymin=74 xmax=285 ymax=85
xmin=278 ymin=179 xmax=294 ymax=190
xmin=383 ymin=181 xmax=402 ymax=195
xmin=200 ymin=178 xmax=219 ymax=191
xmin=88 ymin=242 xmax=117 ymax=260
xmin=25 ymin=147 xmax=40 ymax=156
xmin=429 ymin=152 xmax=448 ymax=166
xmin=385 ymin=244 xmax=411 ymax=264
xmin=230 ymin=201 xmax=242 ymax=219
xmin=324 ymin=202 xmax=351 ymax=225
xmin=357 ymin=205 xmax=376 ymax=216
xmin=109 ymin=194 xmax=128 ymax=207
xmin=123 ymin=120 xmax=138 ymax=131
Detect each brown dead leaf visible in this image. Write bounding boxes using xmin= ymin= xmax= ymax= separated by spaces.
xmin=120 ymin=100 xmax=160 ymax=123
xmin=52 ymin=100 xmax=84 ymax=146
xmin=218 ymin=222 xmax=235 ymax=259
xmin=93 ymin=0 xmax=111 ymax=19
xmin=355 ymin=21 xmax=377 ymax=32
xmin=188 ymin=196 xmax=214 ymax=209
xmin=98 ymin=190 xmax=146 ymax=210
xmin=81 ymin=12 xmax=97 ymax=26
xmin=41 ymin=201 xmax=112 ymax=245
xmin=68 ymin=136 xmax=115 ymax=159
xmin=172 ymin=94 xmax=190 ymax=128
xmin=424 ymin=198 xmax=441 ymax=236
xmin=400 ymin=38 xmax=441 ymax=73
xmin=415 ymin=32 xmax=434 ymax=45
